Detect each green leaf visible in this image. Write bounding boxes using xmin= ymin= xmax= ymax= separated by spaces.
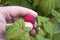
xmin=36 ymin=35 xmax=49 ymax=40
xmin=55 ymin=25 xmax=60 ymax=34
xmin=13 ymin=19 xmax=25 ymax=29
xmin=20 ymin=0 xmax=33 ymax=9
xmin=39 ymin=0 xmax=55 ymax=14
xmin=54 ymin=21 xmax=60 ymax=34
xmin=37 ymin=16 xmax=49 ymax=26
xmin=54 ymin=0 xmax=60 ymax=13
xmin=0 ymin=0 xmax=6 ymax=4
xmin=25 ymin=27 xmax=31 ymax=32
xmin=33 ymin=0 xmax=40 ymax=7
xmin=55 ymin=0 xmax=60 ymax=9
xmin=53 ymin=33 xmax=60 ymax=40
xmin=6 ymin=19 xmax=25 ymax=39
xmin=3 ymin=1 xmax=11 ymax=6
xmin=52 ymin=10 xmax=60 ymax=23
xmin=5 ymin=0 xmax=20 ymax=5
xmin=19 ymin=33 xmax=31 ymax=40
xmin=6 ymin=25 xmax=25 ymax=39
xmin=30 ymin=36 xmax=36 ymax=40
xmin=38 ymin=29 xmax=45 ymax=37
xmin=43 ymin=21 xmax=55 ymax=39
xmin=43 ymin=21 xmax=55 ymax=35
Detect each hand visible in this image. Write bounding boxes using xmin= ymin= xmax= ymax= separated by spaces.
xmin=0 ymin=6 xmax=38 ymax=40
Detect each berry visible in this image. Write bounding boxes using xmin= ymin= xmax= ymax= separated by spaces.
xmin=24 ymin=14 xmax=35 ymax=24
xmin=29 ymin=29 xmax=36 ymax=36
xmin=25 ymin=22 xmax=33 ymax=30
xmin=36 ymin=27 xmax=40 ymax=31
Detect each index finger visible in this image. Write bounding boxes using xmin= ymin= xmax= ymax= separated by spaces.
xmin=0 ymin=6 xmax=38 ymax=19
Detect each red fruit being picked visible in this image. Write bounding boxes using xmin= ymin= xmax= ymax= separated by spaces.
xmin=24 ymin=14 xmax=35 ymax=24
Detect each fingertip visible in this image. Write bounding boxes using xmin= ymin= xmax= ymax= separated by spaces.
xmin=30 ymin=12 xmax=38 ymax=18
xmin=28 ymin=9 xmax=38 ymax=18
xmin=20 ymin=7 xmax=38 ymax=18
xmin=33 ymin=21 xmax=37 ymax=29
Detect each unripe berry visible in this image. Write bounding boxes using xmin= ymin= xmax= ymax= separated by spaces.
xmin=29 ymin=29 xmax=36 ymax=36
xmin=36 ymin=27 xmax=40 ymax=31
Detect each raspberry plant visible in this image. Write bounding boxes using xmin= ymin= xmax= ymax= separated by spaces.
xmin=0 ymin=0 xmax=60 ymax=40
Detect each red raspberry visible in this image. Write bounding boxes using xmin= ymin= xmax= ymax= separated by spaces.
xmin=24 ymin=14 xmax=35 ymax=24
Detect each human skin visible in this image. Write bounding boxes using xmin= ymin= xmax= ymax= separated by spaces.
xmin=0 ymin=6 xmax=38 ymax=40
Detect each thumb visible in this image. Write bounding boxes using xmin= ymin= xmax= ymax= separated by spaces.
xmin=0 ymin=13 xmax=6 ymax=38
